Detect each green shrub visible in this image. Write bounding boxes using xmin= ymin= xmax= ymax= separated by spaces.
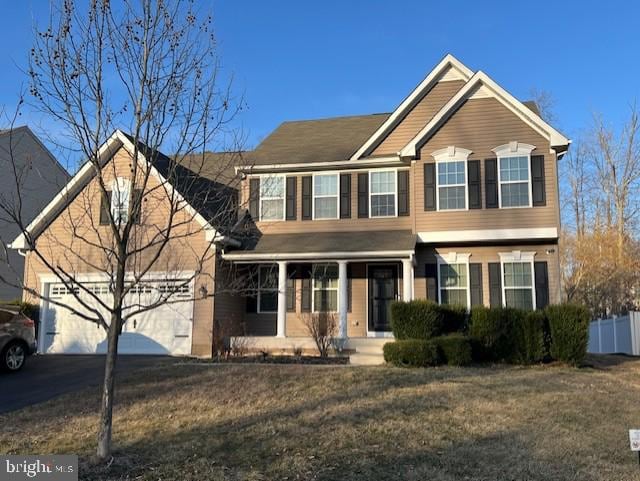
xmin=383 ymin=340 xmax=441 ymax=367
xmin=432 ymin=334 xmax=473 ymax=366
xmin=512 ymin=310 xmax=547 ymax=364
xmin=546 ymin=304 xmax=590 ymax=365
xmin=469 ymin=306 xmax=517 ymax=361
xmin=0 ymin=299 xmax=39 ymax=322
xmin=439 ymin=304 xmax=468 ymax=333
xmin=390 ymin=300 xmax=444 ymax=340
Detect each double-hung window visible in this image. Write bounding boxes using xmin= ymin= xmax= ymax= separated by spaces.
xmin=370 ymin=170 xmax=396 ymax=217
xmin=500 ymin=251 xmax=536 ymax=310
xmin=438 ymin=254 xmax=470 ymax=307
xmin=260 ymin=175 xmax=285 ymax=221
xmin=111 ymin=177 xmax=131 ymax=223
xmin=312 ymin=264 xmax=338 ymax=312
xmin=493 ymin=142 xmax=535 ymax=208
xmin=258 ymin=265 xmax=278 ymax=313
xmin=313 ymin=174 xmax=338 ymax=219
xmin=432 ymin=146 xmax=472 ymax=211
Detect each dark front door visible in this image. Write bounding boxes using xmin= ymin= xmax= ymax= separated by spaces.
xmin=368 ymin=264 xmax=399 ymax=332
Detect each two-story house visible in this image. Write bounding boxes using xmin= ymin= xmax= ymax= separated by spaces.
xmin=11 ymin=54 xmax=569 ymax=362
xmin=221 ymin=54 xmax=569 ymax=360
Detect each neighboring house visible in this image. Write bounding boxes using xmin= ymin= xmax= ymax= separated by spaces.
xmin=0 ymin=127 xmax=68 ymax=301
xmin=10 ymin=54 xmax=570 ymax=362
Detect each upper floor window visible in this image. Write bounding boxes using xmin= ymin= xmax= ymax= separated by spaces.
xmin=111 ymin=177 xmax=131 ymax=223
xmin=313 ymin=174 xmax=338 ymax=219
xmin=493 ymin=142 xmax=535 ymax=208
xmin=369 ymin=170 xmax=396 ymax=217
xmin=432 ymin=146 xmax=471 ymax=211
xmin=260 ymin=175 xmax=285 ymax=221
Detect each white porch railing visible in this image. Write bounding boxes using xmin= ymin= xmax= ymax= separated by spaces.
xmin=588 ymin=312 xmax=640 ymax=356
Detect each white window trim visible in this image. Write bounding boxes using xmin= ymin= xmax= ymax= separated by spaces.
xmin=311 ymin=263 xmax=339 ymax=313
xmin=493 ymin=142 xmax=535 ymax=209
xmin=498 ymin=251 xmax=537 ymax=310
xmin=436 ymin=252 xmax=471 ymax=308
xmin=432 ymin=146 xmax=472 ymax=212
xmin=111 ymin=177 xmax=131 ymax=223
xmin=257 ymin=265 xmax=278 ymax=314
xmin=259 ymin=174 xmax=286 ymax=221
xmin=312 ymin=173 xmax=339 ymax=220
xmin=369 ymin=168 xmax=398 ymax=218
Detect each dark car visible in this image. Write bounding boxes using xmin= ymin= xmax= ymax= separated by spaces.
xmin=0 ymin=307 xmax=37 ymax=372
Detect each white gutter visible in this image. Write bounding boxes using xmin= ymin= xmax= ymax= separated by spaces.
xmin=222 ymin=249 xmax=415 ymax=261
xmin=235 ymin=156 xmax=404 ymax=174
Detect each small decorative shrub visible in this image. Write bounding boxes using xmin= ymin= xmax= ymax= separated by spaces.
xmin=383 ymin=340 xmax=441 ymax=367
xmin=439 ymin=304 xmax=468 ymax=333
xmin=469 ymin=306 xmax=517 ymax=361
xmin=390 ymin=300 xmax=444 ymax=340
xmin=512 ymin=310 xmax=547 ymax=364
xmin=432 ymin=334 xmax=473 ymax=366
xmin=546 ymin=304 xmax=590 ymax=365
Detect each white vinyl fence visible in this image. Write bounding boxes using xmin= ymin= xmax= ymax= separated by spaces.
xmin=588 ymin=312 xmax=640 ymax=356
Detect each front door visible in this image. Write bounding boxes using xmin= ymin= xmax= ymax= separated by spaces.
xmin=368 ymin=264 xmax=399 ymax=332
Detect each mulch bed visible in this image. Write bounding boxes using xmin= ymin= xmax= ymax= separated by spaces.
xmin=186 ymin=354 xmax=350 ymax=365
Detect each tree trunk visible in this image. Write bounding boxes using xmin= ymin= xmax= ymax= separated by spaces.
xmin=96 ymin=314 xmax=121 ymax=461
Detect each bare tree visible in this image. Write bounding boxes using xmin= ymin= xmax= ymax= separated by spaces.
xmin=302 ymin=311 xmax=337 ymax=358
xmin=529 ymin=88 xmax=556 ymax=124
xmin=0 ymin=0 xmax=249 ymax=463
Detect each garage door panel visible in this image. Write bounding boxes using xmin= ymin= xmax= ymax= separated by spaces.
xmin=42 ymin=279 xmax=194 ymax=355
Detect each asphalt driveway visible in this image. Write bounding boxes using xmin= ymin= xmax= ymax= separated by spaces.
xmin=0 ymin=354 xmax=170 ymax=414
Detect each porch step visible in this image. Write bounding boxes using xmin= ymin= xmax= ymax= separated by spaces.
xmin=350 ymin=352 xmax=386 ymax=366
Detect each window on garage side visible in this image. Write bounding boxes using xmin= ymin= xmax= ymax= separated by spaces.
xmin=258 ymin=265 xmax=278 ymax=313
xmin=503 ymin=261 xmax=534 ymax=309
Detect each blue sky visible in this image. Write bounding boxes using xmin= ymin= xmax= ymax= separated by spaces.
xmin=1 ymin=0 xmax=639 ymax=157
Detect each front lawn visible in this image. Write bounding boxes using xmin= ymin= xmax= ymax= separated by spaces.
xmin=2 ymin=357 xmax=640 ymax=480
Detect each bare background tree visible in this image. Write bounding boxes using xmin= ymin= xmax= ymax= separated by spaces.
xmin=0 ymin=0 xmax=249 ymax=463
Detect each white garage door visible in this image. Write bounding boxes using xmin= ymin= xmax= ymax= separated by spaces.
xmin=41 ymin=279 xmax=193 ymax=355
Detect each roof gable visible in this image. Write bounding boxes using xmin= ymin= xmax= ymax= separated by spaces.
xmin=350 ymin=54 xmax=473 ymax=160
xmin=399 ymin=71 xmax=571 ymax=158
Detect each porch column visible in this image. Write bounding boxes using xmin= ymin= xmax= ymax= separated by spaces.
xmin=276 ymin=261 xmax=287 ymax=338
xmin=337 ymin=260 xmax=348 ymax=339
xmin=402 ymin=258 xmax=413 ymax=302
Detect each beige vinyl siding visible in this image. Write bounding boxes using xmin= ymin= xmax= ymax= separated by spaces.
xmin=22 ymin=146 xmax=217 ymax=357
xmin=414 ymin=243 xmax=560 ymax=307
xmin=244 ymin=171 xmax=413 ymax=235
xmin=371 ymin=80 xmax=466 ymax=156
xmin=414 ymin=97 xmax=560 ymax=232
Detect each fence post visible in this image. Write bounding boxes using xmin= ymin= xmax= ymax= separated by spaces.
xmin=597 ymin=319 xmax=602 ymax=353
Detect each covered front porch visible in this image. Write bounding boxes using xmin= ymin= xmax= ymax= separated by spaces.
xmin=221 ymin=230 xmax=417 ymax=343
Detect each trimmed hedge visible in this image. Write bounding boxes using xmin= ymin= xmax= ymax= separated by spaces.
xmin=546 ymin=304 xmax=590 ymax=365
xmin=512 ymin=310 xmax=547 ymax=364
xmin=468 ymin=306 xmax=518 ymax=361
xmin=383 ymin=340 xmax=441 ymax=367
xmin=390 ymin=300 xmax=444 ymax=340
xmin=432 ymin=334 xmax=473 ymax=366
xmin=439 ymin=304 xmax=468 ymax=333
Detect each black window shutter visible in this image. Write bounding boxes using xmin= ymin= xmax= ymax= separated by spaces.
xmin=340 ymin=173 xmax=351 ymax=219
xmin=468 ymin=160 xmax=481 ymax=209
xmin=425 ymin=263 xmax=438 ymax=301
xmin=488 ymin=262 xmax=502 ymax=307
xmin=357 ymin=172 xmax=368 ymax=218
xmin=301 ymin=278 xmax=311 ymax=312
xmin=249 ymin=178 xmax=260 ymax=219
xmin=99 ymin=191 xmax=112 ymax=225
xmin=531 ymin=155 xmax=546 ymax=206
xmin=246 ymin=294 xmax=257 ymax=313
xmin=132 ymin=189 xmax=143 ymax=224
xmin=424 ymin=163 xmax=436 ymax=211
xmin=301 ymin=176 xmax=312 ymax=220
xmin=469 ymin=263 xmax=483 ymax=306
xmin=485 ymin=159 xmax=498 ymax=209
xmin=286 ymin=278 xmax=296 ymax=312
xmin=347 ymin=278 xmax=352 ymax=313
xmin=534 ymin=261 xmax=549 ymax=309
xmin=286 ymin=176 xmax=297 ymax=220
xmin=398 ymin=170 xmax=410 ymax=216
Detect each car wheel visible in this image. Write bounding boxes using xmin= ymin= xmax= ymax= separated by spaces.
xmin=2 ymin=341 xmax=26 ymax=372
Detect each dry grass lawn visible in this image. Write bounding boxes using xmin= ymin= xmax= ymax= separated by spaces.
xmin=2 ymin=356 xmax=640 ymax=480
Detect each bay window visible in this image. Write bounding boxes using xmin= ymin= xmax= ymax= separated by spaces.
xmin=260 ymin=175 xmax=285 ymax=221
xmin=313 ymin=174 xmax=338 ymax=219
xmin=370 ymin=170 xmax=396 ymax=217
